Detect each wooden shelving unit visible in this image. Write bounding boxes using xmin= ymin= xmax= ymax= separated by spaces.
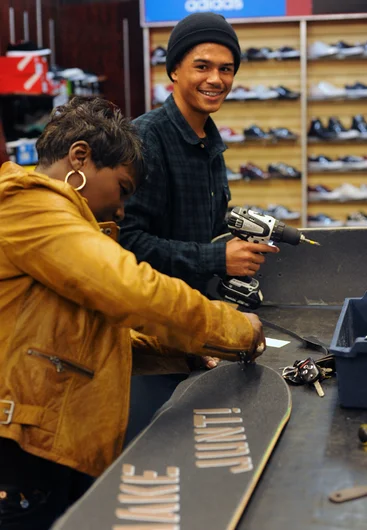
xmin=147 ymin=16 xmax=367 ymax=227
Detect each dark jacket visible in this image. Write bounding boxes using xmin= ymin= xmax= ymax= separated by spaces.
xmin=119 ymin=95 xmax=230 ymax=293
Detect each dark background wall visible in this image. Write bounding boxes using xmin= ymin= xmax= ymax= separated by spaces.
xmin=313 ymin=0 xmax=367 ymax=14
xmin=1 ymin=0 xmax=145 ymax=118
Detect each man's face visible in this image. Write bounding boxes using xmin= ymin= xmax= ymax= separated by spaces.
xmin=171 ymin=42 xmax=235 ymax=116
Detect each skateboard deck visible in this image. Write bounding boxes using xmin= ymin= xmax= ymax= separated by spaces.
xmin=53 ymin=362 xmax=291 ymax=530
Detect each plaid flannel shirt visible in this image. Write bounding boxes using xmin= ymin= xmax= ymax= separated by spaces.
xmin=119 ymin=95 xmax=231 ymax=293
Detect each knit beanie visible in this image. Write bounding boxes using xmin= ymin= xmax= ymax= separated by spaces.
xmin=166 ymin=12 xmax=241 ymax=81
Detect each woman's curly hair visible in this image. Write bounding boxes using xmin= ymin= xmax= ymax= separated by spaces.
xmin=36 ymin=96 xmax=146 ymax=182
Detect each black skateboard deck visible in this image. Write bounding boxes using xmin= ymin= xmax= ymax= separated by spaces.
xmin=53 ymin=362 xmax=291 ymax=530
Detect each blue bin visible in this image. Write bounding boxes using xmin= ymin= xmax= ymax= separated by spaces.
xmin=330 ymin=293 xmax=367 ymax=408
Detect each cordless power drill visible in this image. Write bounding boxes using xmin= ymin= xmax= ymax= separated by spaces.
xmin=217 ymin=207 xmax=320 ymax=309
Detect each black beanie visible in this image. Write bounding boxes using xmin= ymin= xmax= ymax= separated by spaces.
xmin=166 ymin=12 xmax=241 ymax=81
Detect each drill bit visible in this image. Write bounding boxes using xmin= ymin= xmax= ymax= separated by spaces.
xmin=300 ymin=234 xmax=321 ymax=246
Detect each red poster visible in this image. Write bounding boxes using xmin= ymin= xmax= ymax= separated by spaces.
xmin=287 ymin=0 xmax=312 ymax=16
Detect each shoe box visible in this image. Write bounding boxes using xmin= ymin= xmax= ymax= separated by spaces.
xmin=0 ymin=56 xmax=53 ymax=95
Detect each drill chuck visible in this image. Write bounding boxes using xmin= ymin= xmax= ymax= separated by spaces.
xmin=271 ymin=220 xmax=301 ymax=246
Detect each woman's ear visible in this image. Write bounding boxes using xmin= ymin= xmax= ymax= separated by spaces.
xmin=68 ymin=141 xmax=91 ymax=171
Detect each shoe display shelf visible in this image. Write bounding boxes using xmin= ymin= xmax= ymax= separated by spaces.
xmin=146 ymin=15 xmax=367 ymax=228
xmin=307 ymin=19 xmax=367 ymax=227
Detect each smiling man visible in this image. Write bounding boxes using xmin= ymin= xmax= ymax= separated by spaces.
xmin=120 ymin=12 xmax=278 ymax=296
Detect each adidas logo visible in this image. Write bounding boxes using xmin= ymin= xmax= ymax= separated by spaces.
xmin=185 ymin=0 xmax=244 ymax=13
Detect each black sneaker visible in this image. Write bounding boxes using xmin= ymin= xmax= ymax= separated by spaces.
xmin=333 ymin=41 xmax=364 ymax=57
xmin=351 ymin=115 xmax=367 ymax=138
xmin=6 ymin=41 xmax=51 ymax=56
xmin=328 ymin=117 xmax=359 ymax=140
xmin=338 ymin=155 xmax=367 ymax=169
xmin=151 ymin=46 xmax=167 ymax=66
xmin=245 ymin=48 xmax=270 ymax=61
xmin=269 ymin=127 xmax=298 ymax=141
xmin=308 ymin=214 xmax=343 ymax=227
xmin=308 ymin=118 xmax=337 ymax=141
xmin=308 ymin=155 xmax=343 ymax=170
xmin=271 ymin=86 xmax=300 ymax=99
xmin=345 ymin=82 xmax=367 ymax=98
xmin=244 ymin=125 xmax=272 ymax=140
xmin=268 ymin=163 xmax=301 ymax=179
xmin=277 ymin=46 xmax=300 ymax=59
xmin=240 ymin=163 xmax=269 ymax=180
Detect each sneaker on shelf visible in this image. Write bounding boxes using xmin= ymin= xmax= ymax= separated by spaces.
xmin=308 ymin=185 xmax=341 ymax=201
xmin=309 ymin=82 xmax=346 ymax=99
xmin=333 ymin=183 xmax=367 ymax=201
xmin=244 ymin=125 xmax=272 ymax=140
xmin=266 ymin=205 xmax=300 ymax=220
xmin=269 ymin=127 xmax=298 ymax=141
xmin=334 ymin=41 xmax=365 ymax=57
xmin=6 ymin=41 xmax=51 ymax=56
xmin=245 ymin=47 xmax=270 ymax=61
xmin=240 ymin=163 xmax=269 ymax=180
xmin=308 ymin=118 xmax=337 ymax=141
xmin=253 ymin=85 xmax=279 ymax=100
xmin=151 ymin=46 xmax=167 ymax=66
xmin=308 ymin=155 xmax=344 ymax=170
xmin=345 ymin=82 xmax=367 ymax=98
xmin=308 ymin=41 xmax=339 ymax=59
xmin=226 ymin=167 xmax=242 ymax=181
xmin=328 ymin=117 xmax=359 ymax=140
xmin=268 ymin=163 xmax=301 ymax=179
xmin=350 ymin=115 xmax=367 ymax=139
xmin=338 ymin=155 xmax=367 ymax=169
xmin=271 ymin=85 xmax=300 ymax=99
xmin=346 ymin=211 xmax=367 ymax=226
xmin=261 ymin=47 xmax=281 ymax=60
xmin=277 ymin=46 xmax=300 ymax=59
xmin=152 ymin=84 xmax=173 ymax=104
xmin=308 ymin=214 xmax=343 ymax=227
xmin=219 ymin=127 xmax=245 ymax=143
xmin=226 ymin=86 xmax=257 ymax=101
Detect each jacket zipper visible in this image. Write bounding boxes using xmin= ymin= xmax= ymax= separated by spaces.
xmin=27 ymin=348 xmax=94 ymax=378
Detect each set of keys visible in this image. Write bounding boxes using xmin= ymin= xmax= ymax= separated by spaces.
xmin=282 ymin=355 xmax=335 ymax=397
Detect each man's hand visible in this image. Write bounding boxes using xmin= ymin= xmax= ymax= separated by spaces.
xmin=245 ymin=313 xmax=266 ymax=362
xmin=226 ymin=238 xmax=279 ymax=277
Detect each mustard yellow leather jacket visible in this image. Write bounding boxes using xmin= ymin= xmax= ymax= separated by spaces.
xmin=0 ymin=162 xmax=255 ymax=477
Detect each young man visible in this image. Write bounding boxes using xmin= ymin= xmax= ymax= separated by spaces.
xmin=119 ymin=13 xmax=278 ymax=442
xmin=119 ymin=12 xmax=279 ymax=294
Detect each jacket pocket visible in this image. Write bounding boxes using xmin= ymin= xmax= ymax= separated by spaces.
xmin=27 ymin=348 xmax=94 ymax=379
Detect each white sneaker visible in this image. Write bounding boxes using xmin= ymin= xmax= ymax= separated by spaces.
xmin=339 ymin=156 xmax=367 ymax=170
xmin=334 ymin=183 xmax=367 ymax=201
xmin=346 ymin=212 xmax=367 ymax=226
xmin=309 ymin=82 xmax=346 ymax=99
xmin=253 ymin=85 xmax=279 ymax=100
xmin=308 ymin=41 xmax=339 ymax=59
xmin=219 ymin=127 xmax=245 ymax=143
xmin=266 ymin=204 xmax=300 ymax=220
xmin=308 ymin=155 xmax=344 ymax=170
xmin=226 ymin=86 xmax=258 ymax=101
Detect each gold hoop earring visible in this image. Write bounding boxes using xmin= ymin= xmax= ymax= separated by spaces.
xmin=64 ymin=170 xmax=87 ymax=191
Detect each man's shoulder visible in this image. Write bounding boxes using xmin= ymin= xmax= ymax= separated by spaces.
xmin=133 ymin=106 xmax=168 ymax=133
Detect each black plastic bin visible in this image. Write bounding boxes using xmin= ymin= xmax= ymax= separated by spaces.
xmin=330 ymin=293 xmax=367 ymax=408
